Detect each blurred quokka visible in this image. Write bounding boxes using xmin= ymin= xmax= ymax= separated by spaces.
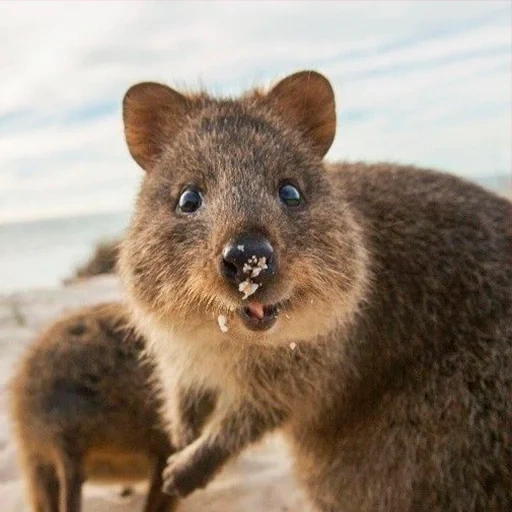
xmin=9 ymin=302 xmax=179 ymax=512
xmin=118 ymin=70 xmax=512 ymax=511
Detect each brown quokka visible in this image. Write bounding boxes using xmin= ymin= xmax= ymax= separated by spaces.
xmin=118 ymin=70 xmax=512 ymax=511
xmin=9 ymin=302 xmax=179 ymax=512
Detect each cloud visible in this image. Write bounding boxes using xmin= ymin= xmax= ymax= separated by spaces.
xmin=0 ymin=0 xmax=510 ymax=222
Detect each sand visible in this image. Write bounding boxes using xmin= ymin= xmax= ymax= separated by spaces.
xmin=0 ymin=275 xmax=312 ymax=512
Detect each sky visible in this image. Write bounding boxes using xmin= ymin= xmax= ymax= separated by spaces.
xmin=0 ymin=0 xmax=510 ymax=224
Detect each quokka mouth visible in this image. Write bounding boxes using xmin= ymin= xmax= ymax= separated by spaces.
xmin=239 ymin=301 xmax=279 ymax=331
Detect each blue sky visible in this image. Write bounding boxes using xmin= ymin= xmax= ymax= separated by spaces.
xmin=0 ymin=0 xmax=510 ymax=223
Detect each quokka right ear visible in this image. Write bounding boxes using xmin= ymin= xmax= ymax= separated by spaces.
xmin=122 ymin=82 xmax=190 ymax=171
xmin=267 ymin=70 xmax=336 ymax=158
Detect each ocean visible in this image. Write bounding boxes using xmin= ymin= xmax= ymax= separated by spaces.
xmin=0 ymin=211 xmax=131 ymax=295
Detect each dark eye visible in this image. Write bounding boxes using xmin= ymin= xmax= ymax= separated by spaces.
xmin=278 ymin=183 xmax=302 ymax=207
xmin=177 ymin=188 xmax=203 ymax=214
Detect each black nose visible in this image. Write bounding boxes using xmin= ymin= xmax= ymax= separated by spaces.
xmin=221 ymin=233 xmax=275 ymax=285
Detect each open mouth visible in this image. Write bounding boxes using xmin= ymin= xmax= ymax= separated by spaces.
xmin=239 ymin=301 xmax=279 ymax=331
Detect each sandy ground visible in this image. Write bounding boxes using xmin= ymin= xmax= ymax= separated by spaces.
xmin=0 ymin=275 xmax=312 ymax=512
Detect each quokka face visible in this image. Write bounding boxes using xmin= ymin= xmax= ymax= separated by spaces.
xmin=119 ymin=71 xmax=368 ymax=346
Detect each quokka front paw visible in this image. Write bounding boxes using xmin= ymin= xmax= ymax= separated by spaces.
xmin=162 ymin=441 xmax=227 ymax=497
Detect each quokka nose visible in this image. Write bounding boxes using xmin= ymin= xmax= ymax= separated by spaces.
xmin=221 ymin=234 xmax=275 ymax=285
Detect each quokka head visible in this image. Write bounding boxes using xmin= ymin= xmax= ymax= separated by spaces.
xmin=119 ymin=71 xmax=367 ymax=345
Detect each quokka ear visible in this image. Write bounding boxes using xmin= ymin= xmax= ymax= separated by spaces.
xmin=267 ymin=70 xmax=336 ymax=158
xmin=122 ymin=82 xmax=190 ymax=171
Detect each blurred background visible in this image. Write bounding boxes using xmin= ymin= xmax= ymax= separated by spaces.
xmin=0 ymin=0 xmax=511 ymax=293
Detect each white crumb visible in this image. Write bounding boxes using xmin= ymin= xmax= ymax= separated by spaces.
xmin=238 ymin=279 xmax=260 ymax=300
xmin=243 ymin=255 xmax=268 ymax=277
xmin=250 ymin=267 xmax=262 ymax=278
xmin=257 ymin=257 xmax=268 ymax=270
xmin=217 ymin=314 xmax=229 ymax=333
xmin=289 ymin=342 xmax=297 ymax=350
xmin=238 ymin=255 xmax=268 ymax=298
xmin=237 ymin=245 xmax=245 ymax=252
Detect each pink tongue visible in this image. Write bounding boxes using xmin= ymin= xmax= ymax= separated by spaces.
xmin=247 ymin=301 xmax=265 ymax=320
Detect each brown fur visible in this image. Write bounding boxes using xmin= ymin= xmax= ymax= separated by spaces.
xmin=118 ymin=70 xmax=512 ymax=511
xmin=9 ymin=302 xmax=178 ymax=512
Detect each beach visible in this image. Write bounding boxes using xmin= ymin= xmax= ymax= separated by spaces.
xmin=0 ymin=275 xmax=311 ymax=512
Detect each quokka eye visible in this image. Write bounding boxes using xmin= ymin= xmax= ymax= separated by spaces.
xmin=278 ymin=183 xmax=302 ymax=207
xmin=177 ymin=188 xmax=203 ymax=214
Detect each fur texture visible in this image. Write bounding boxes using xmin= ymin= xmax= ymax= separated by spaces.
xmin=119 ymin=70 xmax=512 ymax=511
xmin=9 ymin=302 xmax=177 ymax=512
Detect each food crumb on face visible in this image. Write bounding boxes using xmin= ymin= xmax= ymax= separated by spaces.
xmin=237 ymin=245 xmax=245 ymax=252
xmin=238 ymin=255 xmax=269 ymax=299
xmin=238 ymin=279 xmax=260 ymax=300
xmin=217 ymin=314 xmax=229 ymax=333
xmin=257 ymin=257 xmax=268 ymax=270
xmin=250 ymin=267 xmax=262 ymax=278
xmin=289 ymin=342 xmax=297 ymax=350
xmin=242 ymin=255 xmax=268 ymax=278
